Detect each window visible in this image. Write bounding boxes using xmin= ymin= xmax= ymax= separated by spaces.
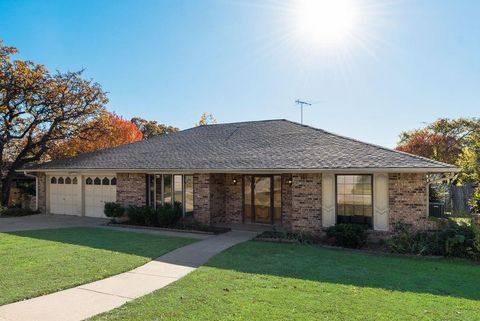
xmin=86 ymin=177 xmax=93 ymax=185
xmin=163 ymin=175 xmax=172 ymax=205
xmin=51 ymin=177 xmax=57 ymax=184
xmin=173 ymin=175 xmax=183 ymax=209
xmin=110 ymin=177 xmax=116 ymax=185
xmin=94 ymin=177 xmax=101 ymax=185
xmin=58 ymin=177 xmax=64 ymax=184
xmin=65 ymin=177 xmax=72 ymax=184
xmin=102 ymin=177 xmax=110 ymax=185
xmin=146 ymin=174 xmax=193 ymax=217
xmin=336 ymin=175 xmax=373 ymax=227
xmin=184 ymin=175 xmax=193 ymax=216
xmin=155 ymin=175 xmax=162 ymax=208
xmin=72 ymin=177 xmax=78 ymax=184
xmin=273 ymin=175 xmax=282 ymax=223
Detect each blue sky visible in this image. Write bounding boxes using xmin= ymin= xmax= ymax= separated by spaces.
xmin=1 ymin=0 xmax=478 ymax=147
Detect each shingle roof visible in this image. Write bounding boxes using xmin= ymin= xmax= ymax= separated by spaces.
xmin=26 ymin=119 xmax=457 ymax=172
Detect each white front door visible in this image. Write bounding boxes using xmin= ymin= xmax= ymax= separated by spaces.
xmin=84 ymin=176 xmax=117 ymax=218
xmin=49 ymin=176 xmax=81 ymax=215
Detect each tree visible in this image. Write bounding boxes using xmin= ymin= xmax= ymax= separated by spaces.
xmin=396 ymin=130 xmax=461 ymax=165
xmin=131 ymin=117 xmax=178 ymax=139
xmin=0 ymin=40 xmax=107 ymax=205
xmin=49 ymin=111 xmax=143 ymax=159
xmin=396 ymin=118 xmax=480 ymax=166
xmin=195 ymin=112 xmax=217 ymax=126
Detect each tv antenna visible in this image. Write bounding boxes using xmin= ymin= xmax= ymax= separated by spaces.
xmin=295 ymin=99 xmax=312 ymax=124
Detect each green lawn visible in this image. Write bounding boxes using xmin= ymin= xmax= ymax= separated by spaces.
xmin=0 ymin=227 xmax=195 ymax=305
xmin=93 ymin=241 xmax=480 ymax=321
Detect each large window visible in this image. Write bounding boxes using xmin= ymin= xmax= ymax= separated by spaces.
xmin=147 ymin=174 xmax=193 ymax=217
xmin=336 ymin=175 xmax=373 ymax=227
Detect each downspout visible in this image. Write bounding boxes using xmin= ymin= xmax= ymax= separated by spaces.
xmin=23 ymin=171 xmax=38 ymax=212
xmin=426 ymin=172 xmax=456 ymax=217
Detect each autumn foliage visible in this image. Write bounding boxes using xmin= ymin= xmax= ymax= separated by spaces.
xmin=50 ymin=112 xmax=143 ymax=159
xmin=396 ymin=131 xmax=461 ymax=165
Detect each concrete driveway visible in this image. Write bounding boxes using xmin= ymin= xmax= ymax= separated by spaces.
xmin=0 ymin=214 xmax=109 ymax=232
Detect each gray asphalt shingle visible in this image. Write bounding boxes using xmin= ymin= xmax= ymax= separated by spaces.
xmin=27 ymin=119 xmax=457 ymax=171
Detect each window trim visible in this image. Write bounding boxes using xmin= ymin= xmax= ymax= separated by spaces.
xmin=335 ymin=174 xmax=374 ymax=228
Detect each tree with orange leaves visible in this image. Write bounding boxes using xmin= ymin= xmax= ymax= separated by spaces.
xmin=50 ymin=111 xmax=143 ymax=159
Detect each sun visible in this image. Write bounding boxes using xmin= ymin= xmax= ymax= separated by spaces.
xmin=292 ymin=0 xmax=359 ymax=47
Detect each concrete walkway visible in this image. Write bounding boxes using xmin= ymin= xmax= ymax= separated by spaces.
xmin=0 ymin=230 xmax=257 ymax=321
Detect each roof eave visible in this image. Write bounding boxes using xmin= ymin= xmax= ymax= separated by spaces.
xmin=20 ymin=167 xmax=460 ymax=174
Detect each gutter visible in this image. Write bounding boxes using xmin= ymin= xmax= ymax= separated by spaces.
xmin=23 ymin=171 xmax=38 ymax=212
xmin=19 ymin=167 xmax=461 ymax=175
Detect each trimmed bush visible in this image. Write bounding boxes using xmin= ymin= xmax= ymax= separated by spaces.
xmin=326 ymin=224 xmax=368 ymax=248
xmin=126 ymin=206 xmax=157 ymax=226
xmin=157 ymin=203 xmax=182 ymax=227
xmin=104 ymin=202 xmax=125 ymax=218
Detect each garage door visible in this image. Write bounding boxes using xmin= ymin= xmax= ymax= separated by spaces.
xmin=49 ymin=176 xmax=81 ymax=215
xmin=85 ymin=176 xmax=117 ymax=218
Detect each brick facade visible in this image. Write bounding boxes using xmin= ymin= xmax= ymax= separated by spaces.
xmin=34 ymin=170 xmax=434 ymax=233
xmin=117 ymin=173 xmax=147 ymax=207
xmin=193 ymin=174 xmax=211 ymax=225
xmin=388 ymin=173 xmax=436 ymax=230
xmin=224 ymin=174 xmax=243 ymax=224
xmin=37 ymin=172 xmax=47 ymax=213
xmin=290 ymin=173 xmax=322 ymax=232
xmin=281 ymin=174 xmax=293 ymax=229
xmin=210 ymin=174 xmax=226 ymax=224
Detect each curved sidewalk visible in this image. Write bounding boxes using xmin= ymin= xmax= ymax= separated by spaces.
xmin=0 ymin=230 xmax=257 ymax=321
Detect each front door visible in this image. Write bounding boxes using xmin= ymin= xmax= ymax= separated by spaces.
xmin=243 ymin=175 xmax=273 ymax=224
xmin=253 ymin=176 xmax=272 ymax=223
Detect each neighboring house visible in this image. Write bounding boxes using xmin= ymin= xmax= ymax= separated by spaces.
xmin=22 ymin=120 xmax=458 ymax=232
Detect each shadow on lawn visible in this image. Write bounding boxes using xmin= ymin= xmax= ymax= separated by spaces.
xmin=206 ymin=241 xmax=480 ymax=301
xmin=6 ymin=227 xmax=192 ymax=259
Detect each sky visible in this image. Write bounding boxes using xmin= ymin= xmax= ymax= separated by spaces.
xmin=0 ymin=0 xmax=479 ymax=148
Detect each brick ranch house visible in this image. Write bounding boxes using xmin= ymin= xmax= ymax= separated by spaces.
xmin=22 ymin=120 xmax=458 ymax=233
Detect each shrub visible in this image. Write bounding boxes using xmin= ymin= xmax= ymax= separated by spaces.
xmin=126 ymin=205 xmax=157 ymax=226
xmin=0 ymin=208 xmax=36 ymax=217
xmin=386 ymin=223 xmax=441 ymax=256
xmin=157 ymin=203 xmax=182 ymax=227
xmin=468 ymin=187 xmax=480 ymax=214
xmin=387 ymin=221 xmax=480 ymax=260
xmin=104 ymin=202 xmax=125 ymax=218
xmin=326 ymin=224 xmax=368 ymax=248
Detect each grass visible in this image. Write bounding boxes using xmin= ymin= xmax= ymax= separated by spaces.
xmin=0 ymin=227 xmax=195 ymax=305
xmin=93 ymin=241 xmax=480 ymax=321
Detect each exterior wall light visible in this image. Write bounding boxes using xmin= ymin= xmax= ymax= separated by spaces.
xmin=232 ymin=178 xmax=238 ymax=185
xmin=287 ymin=178 xmax=293 ymax=185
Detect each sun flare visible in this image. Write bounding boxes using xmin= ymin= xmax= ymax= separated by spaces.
xmin=292 ymin=0 xmax=359 ymax=47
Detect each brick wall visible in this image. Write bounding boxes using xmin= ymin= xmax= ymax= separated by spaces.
xmin=388 ymin=173 xmax=436 ymax=230
xmin=117 ymin=173 xmax=147 ymax=207
xmin=281 ymin=174 xmax=293 ymax=229
xmin=193 ymin=174 xmax=211 ymax=225
xmin=210 ymin=174 xmax=226 ymax=224
xmin=290 ymin=173 xmax=322 ymax=232
xmin=37 ymin=172 xmax=47 ymax=213
xmin=224 ymin=174 xmax=243 ymax=224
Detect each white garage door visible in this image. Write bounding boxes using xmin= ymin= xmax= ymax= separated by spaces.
xmin=85 ymin=176 xmax=117 ymax=218
xmin=49 ymin=176 xmax=81 ymax=215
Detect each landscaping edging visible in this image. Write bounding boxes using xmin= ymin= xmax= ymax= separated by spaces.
xmin=107 ymin=222 xmax=229 ymax=235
